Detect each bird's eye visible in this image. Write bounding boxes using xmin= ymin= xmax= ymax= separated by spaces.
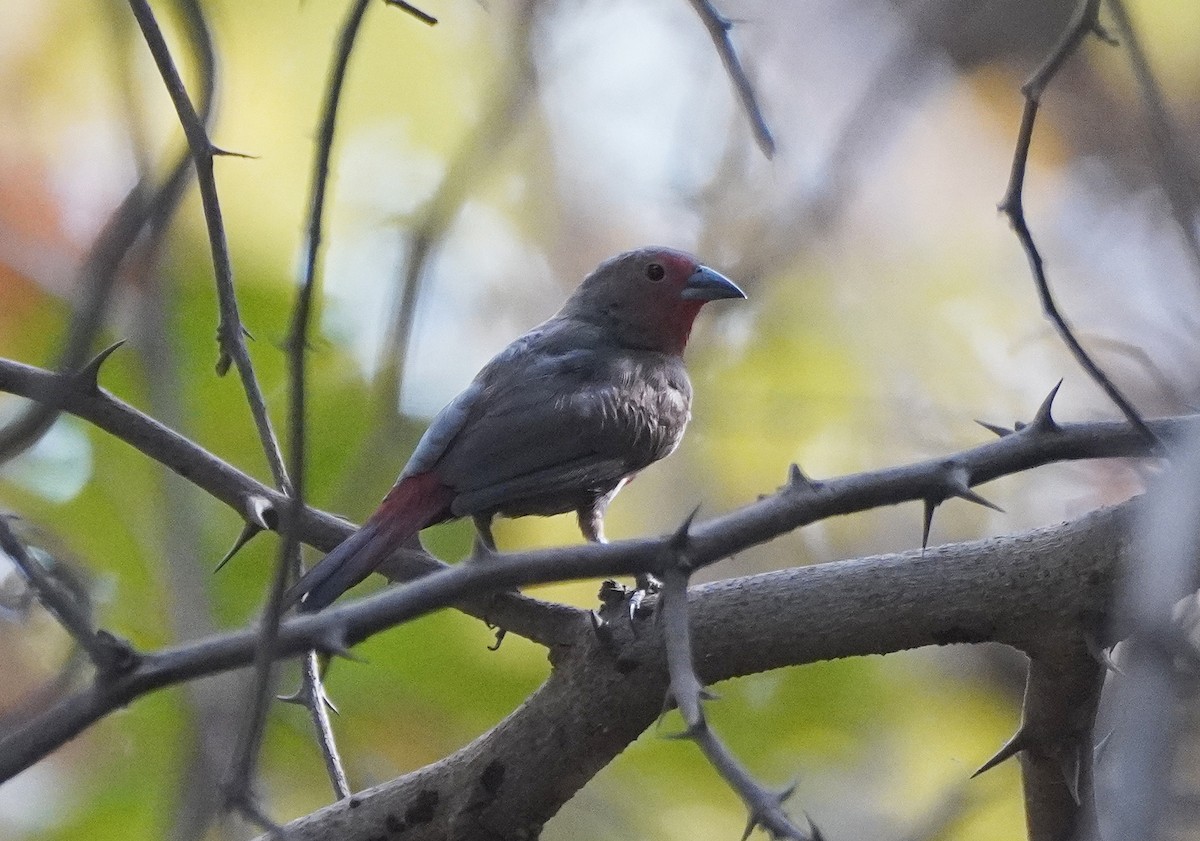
xmin=646 ymin=263 xmax=665 ymax=281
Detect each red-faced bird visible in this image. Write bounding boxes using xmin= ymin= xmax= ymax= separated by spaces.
xmin=291 ymin=247 xmax=745 ymax=610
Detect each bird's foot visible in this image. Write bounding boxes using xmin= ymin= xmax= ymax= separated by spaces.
xmin=593 ymin=576 xmax=660 ymax=630
xmin=628 ymin=573 xmax=661 ymax=619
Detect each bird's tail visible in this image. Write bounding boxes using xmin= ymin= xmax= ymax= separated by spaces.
xmin=288 ymin=472 xmax=453 ymax=612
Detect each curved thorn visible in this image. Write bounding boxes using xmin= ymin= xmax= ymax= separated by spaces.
xmin=209 ymin=145 xmax=258 ymax=159
xmin=213 ymin=521 xmax=263 ymax=573
xmin=975 ymin=419 xmax=1013 ymax=438
xmin=73 ymin=340 xmax=127 ymax=393
xmin=787 ymin=462 xmax=813 ymax=487
xmin=1030 ymin=380 xmax=1064 ymax=434
xmin=947 ymin=467 xmax=1005 ymax=513
xmin=669 ymin=505 xmax=702 ymax=552
xmin=276 ymin=689 xmax=306 ymax=705
xmin=488 ymin=627 xmax=507 ymax=651
xmin=973 ymin=729 xmax=1029 ymax=777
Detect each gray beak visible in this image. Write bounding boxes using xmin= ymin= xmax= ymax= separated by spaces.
xmin=680 ymin=265 xmax=746 ymax=301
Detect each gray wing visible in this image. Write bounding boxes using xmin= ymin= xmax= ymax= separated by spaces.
xmin=401 ymin=319 xmax=692 ymax=518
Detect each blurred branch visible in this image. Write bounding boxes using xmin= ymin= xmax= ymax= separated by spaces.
xmin=685 ymin=0 xmax=775 ymax=157
xmin=126 ymin=0 xmax=292 ymax=495
xmin=376 ymin=0 xmax=536 ymax=415
xmin=999 ymin=0 xmax=1156 ymax=445
xmin=1101 ymin=429 xmax=1200 ymax=841
xmin=1105 ymin=0 xmax=1200 ymax=283
xmin=222 ymin=0 xmax=386 ymax=814
xmin=0 ymin=516 xmax=136 ymax=676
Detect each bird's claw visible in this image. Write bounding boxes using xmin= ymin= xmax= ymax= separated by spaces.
xmin=628 ymin=573 xmax=661 ymax=621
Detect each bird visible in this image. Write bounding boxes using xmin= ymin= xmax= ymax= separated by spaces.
xmin=289 ymin=246 xmax=745 ymax=611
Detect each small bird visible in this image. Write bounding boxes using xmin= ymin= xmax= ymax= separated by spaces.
xmin=291 ymin=247 xmax=745 ymax=611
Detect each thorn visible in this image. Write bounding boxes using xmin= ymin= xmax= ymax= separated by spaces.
xmin=777 ymin=779 xmax=799 ymax=804
xmin=488 ymin=628 xmax=507 ymax=651
xmin=213 ymin=521 xmax=264 ymax=573
xmin=321 ymin=692 xmax=339 ymax=715
xmin=669 ymin=505 xmax=701 ymax=553
xmin=947 ymin=467 xmax=1004 ymax=513
xmin=245 ymin=496 xmax=277 ymax=530
xmin=741 ymin=815 xmax=759 ymax=841
xmin=384 ymin=0 xmax=439 ymax=25
xmin=973 ymin=729 xmax=1028 ymax=777
xmin=73 ymin=340 xmax=126 ymax=392
xmin=209 ymin=144 xmax=258 ymax=159
xmin=921 ymin=497 xmax=937 ymax=551
xmin=1029 ymin=380 xmax=1063 ymax=434
xmin=317 ymin=628 xmax=361 ymax=661
xmin=806 ymin=813 xmax=826 ymax=841
xmin=699 ymin=687 xmax=719 ymax=702
xmin=1059 ymin=745 xmax=1082 ymax=805
xmin=974 ymin=419 xmax=1012 ymax=438
xmin=1094 ymin=728 xmax=1113 ymax=762
xmin=276 ymin=689 xmax=305 ymax=705
xmin=215 ymin=350 xmax=232 ymax=377
xmin=788 ymin=462 xmax=807 ymax=486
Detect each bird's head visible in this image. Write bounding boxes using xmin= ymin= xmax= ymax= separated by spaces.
xmin=562 ymin=247 xmax=745 ymax=355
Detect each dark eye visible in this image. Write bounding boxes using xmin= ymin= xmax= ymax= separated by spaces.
xmin=646 ymin=263 xmax=665 ymax=281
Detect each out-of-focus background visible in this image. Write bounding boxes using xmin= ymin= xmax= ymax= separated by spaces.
xmin=0 ymin=0 xmax=1197 ymax=838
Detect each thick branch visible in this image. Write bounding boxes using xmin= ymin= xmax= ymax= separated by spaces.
xmin=273 ymin=503 xmax=1130 ymax=841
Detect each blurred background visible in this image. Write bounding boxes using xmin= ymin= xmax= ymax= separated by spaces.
xmin=0 ymin=0 xmax=1198 ymax=838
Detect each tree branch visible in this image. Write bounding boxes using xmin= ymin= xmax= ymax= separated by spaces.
xmin=271 ymin=503 xmax=1130 ymax=840
xmin=126 ymin=0 xmax=291 ymax=494
xmin=999 ymin=0 xmax=1155 ymax=444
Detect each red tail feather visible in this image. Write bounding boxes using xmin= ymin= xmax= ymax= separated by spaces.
xmin=291 ymin=472 xmax=453 ymax=611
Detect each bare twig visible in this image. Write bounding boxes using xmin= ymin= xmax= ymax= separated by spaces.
xmin=383 ymin=0 xmax=438 ymax=26
xmin=125 ymin=0 xmax=291 ymax=494
xmin=999 ymin=0 xmax=1156 ymax=445
xmin=300 ymin=650 xmax=351 ymax=799
xmin=223 ymin=0 xmax=380 ymax=807
xmin=0 ymin=517 xmax=136 ymax=676
xmin=685 ymin=0 xmax=774 ymax=157
xmin=1105 ymin=0 xmax=1200 ymax=282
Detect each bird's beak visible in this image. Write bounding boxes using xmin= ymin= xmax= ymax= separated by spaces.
xmin=680 ymin=265 xmax=746 ymax=301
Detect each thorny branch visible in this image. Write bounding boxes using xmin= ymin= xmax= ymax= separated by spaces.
xmin=126 ymin=0 xmax=291 ymax=495
xmin=1105 ymin=0 xmax=1200 ymax=282
xmin=0 ymin=517 xmax=135 ymax=676
xmin=999 ymin=0 xmax=1156 ymax=445
xmin=0 ymin=360 xmax=1181 ymax=786
xmin=224 ymin=0 xmax=389 ymax=811
xmin=685 ymin=0 xmax=775 ymax=157
xmin=659 ymin=555 xmax=814 ymax=840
